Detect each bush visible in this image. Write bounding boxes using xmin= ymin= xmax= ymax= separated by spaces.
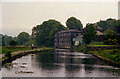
xmin=93 ymin=49 xmax=120 ymax=63
xmin=5 ymin=51 xmax=11 ymax=59
xmin=104 ymin=39 xmax=118 ymax=45
xmin=76 ymin=44 xmax=89 ymax=54
xmin=89 ymin=42 xmax=104 ymax=45
xmin=9 ymin=40 xmax=18 ymax=46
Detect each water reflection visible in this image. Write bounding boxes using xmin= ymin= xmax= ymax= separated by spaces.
xmin=2 ymin=49 xmax=120 ymax=77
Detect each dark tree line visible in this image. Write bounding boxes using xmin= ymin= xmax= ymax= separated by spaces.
xmin=32 ymin=20 xmax=66 ymax=47
xmin=1 ymin=32 xmax=31 ymax=46
xmin=1 ymin=17 xmax=120 ymax=47
xmin=32 ymin=17 xmax=83 ymax=47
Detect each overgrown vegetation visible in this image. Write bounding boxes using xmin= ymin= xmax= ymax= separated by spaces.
xmin=76 ymin=45 xmax=89 ymax=54
xmin=83 ymin=23 xmax=97 ymax=44
xmin=90 ymin=49 xmax=120 ymax=64
xmin=32 ymin=19 xmax=66 ymax=47
xmin=1 ymin=47 xmax=53 ymax=61
xmin=89 ymin=42 xmax=104 ymax=45
xmin=2 ymin=47 xmax=31 ymax=54
xmin=88 ymin=42 xmax=115 ymax=47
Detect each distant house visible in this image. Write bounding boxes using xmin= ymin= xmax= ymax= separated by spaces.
xmin=73 ymin=35 xmax=84 ymax=46
xmin=94 ymin=24 xmax=105 ymax=42
xmin=54 ymin=29 xmax=82 ymax=49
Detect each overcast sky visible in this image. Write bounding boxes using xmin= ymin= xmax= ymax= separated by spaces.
xmin=2 ymin=2 xmax=118 ymax=37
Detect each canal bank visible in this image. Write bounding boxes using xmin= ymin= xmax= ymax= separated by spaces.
xmin=2 ymin=50 xmax=120 ymax=77
xmin=1 ymin=47 xmax=53 ymax=65
xmin=76 ymin=45 xmax=120 ymax=68
xmin=90 ymin=49 xmax=120 ymax=68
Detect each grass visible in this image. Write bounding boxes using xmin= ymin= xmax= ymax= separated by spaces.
xmin=1 ymin=47 xmax=31 ymax=54
xmin=1 ymin=46 xmax=53 ymax=54
xmin=0 ymin=46 xmax=53 ymax=61
xmin=89 ymin=42 xmax=104 ymax=45
xmin=90 ymin=49 xmax=120 ymax=64
xmin=87 ymin=45 xmax=116 ymax=47
xmin=76 ymin=45 xmax=89 ymax=54
xmin=88 ymin=42 xmax=116 ymax=47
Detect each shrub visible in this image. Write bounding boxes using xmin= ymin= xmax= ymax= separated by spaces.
xmin=104 ymin=39 xmax=118 ymax=45
xmin=9 ymin=40 xmax=18 ymax=46
xmin=5 ymin=51 xmax=11 ymax=59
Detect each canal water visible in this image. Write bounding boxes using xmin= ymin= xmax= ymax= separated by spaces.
xmin=2 ymin=50 xmax=120 ymax=77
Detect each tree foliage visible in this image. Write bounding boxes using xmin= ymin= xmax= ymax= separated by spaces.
xmin=104 ymin=29 xmax=115 ymax=40
xmin=3 ymin=35 xmax=14 ymax=46
xmin=97 ymin=18 xmax=120 ymax=31
xmin=66 ymin=17 xmax=83 ymax=30
xmin=103 ymin=29 xmax=118 ymax=45
xmin=0 ymin=34 xmax=4 ymax=46
xmin=9 ymin=40 xmax=18 ymax=46
xmin=16 ymin=32 xmax=30 ymax=45
xmin=32 ymin=19 xmax=66 ymax=47
xmin=83 ymin=24 xmax=97 ymax=44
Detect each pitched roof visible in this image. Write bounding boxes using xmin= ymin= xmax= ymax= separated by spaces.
xmin=57 ymin=29 xmax=81 ymax=33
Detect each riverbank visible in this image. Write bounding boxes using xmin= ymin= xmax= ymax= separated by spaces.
xmin=76 ymin=44 xmax=120 ymax=68
xmin=90 ymin=49 xmax=120 ymax=68
xmin=1 ymin=47 xmax=53 ymax=65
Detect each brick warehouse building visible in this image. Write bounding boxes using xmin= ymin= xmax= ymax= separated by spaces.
xmin=54 ymin=29 xmax=82 ymax=49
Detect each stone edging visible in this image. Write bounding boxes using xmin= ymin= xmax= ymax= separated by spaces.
xmin=1 ymin=48 xmax=53 ymax=66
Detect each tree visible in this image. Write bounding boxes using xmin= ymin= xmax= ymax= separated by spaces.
xmin=66 ymin=17 xmax=83 ymax=30
xmin=104 ymin=29 xmax=115 ymax=40
xmin=97 ymin=18 xmax=120 ymax=31
xmin=25 ymin=35 xmax=36 ymax=46
xmin=0 ymin=34 xmax=4 ymax=46
xmin=32 ymin=19 xmax=66 ymax=47
xmin=16 ymin=32 xmax=30 ymax=45
xmin=9 ymin=40 xmax=18 ymax=46
xmin=2 ymin=35 xmax=5 ymax=46
xmin=3 ymin=35 xmax=14 ymax=46
xmin=83 ymin=23 xmax=97 ymax=44
xmin=97 ymin=20 xmax=108 ymax=30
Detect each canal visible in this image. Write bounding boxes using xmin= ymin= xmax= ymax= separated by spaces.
xmin=2 ymin=50 xmax=120 ymax=77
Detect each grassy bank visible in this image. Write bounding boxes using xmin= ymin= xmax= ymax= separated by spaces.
xmin=76 ymin=42 xmax=120 ymax=66
xmin=75 ymin=45 xmax=89 ymax=54
xmin=1 ymin=47 xmax=31 ymax=54
xmin=90 ymin=49 xmax=120 ymax=64
xmin=89 ymin=42 xmax=104 ymax=45
xmin=0 ymin=47 xmax=53 ymax=62
xmin=88 ymin=42 xmax=115 ymax=47
xmin=76 ymin=42 xmax=116 ymax=53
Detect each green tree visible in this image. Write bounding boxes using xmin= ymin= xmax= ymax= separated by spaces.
xmin=0 ymin=34 xmax=4 ymax=46
xmin=32 ymin=19 xmax=66 ymax=47
xmin=25 ymin=35 xmax=36 ymax=46
xmin=66 ymin=17 xmax=83 ymax=30
xmin=104 ymin=29 xmax=115 ymax=40
xmin=9 ymin=40 xmax=18 ymax=46
xmin=97 ymin=20 xmax=108 ymax=30
xmin=97 ymin=18 xmax=120 ymax=31
xmin=16 ymin=32 xmax=30 ymax=45
xmin=3 ymin=35 xmax=14 ymax=46
xmin=2 ymin=35 xmax=5 ymax=46
xmin=83 ymin=23 xmax=97 ymax=44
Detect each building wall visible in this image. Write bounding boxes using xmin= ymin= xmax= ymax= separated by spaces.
xmin=54 ymin=30 xmax=81 ymax=49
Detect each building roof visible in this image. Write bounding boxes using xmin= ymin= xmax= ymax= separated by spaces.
xmin=57 ymin=29 xmax=81 ymax=33
xmin=74 ymin=35 xmax=83 ymax=39
xmin=97 ymin=31 xmax=103 ymax=35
